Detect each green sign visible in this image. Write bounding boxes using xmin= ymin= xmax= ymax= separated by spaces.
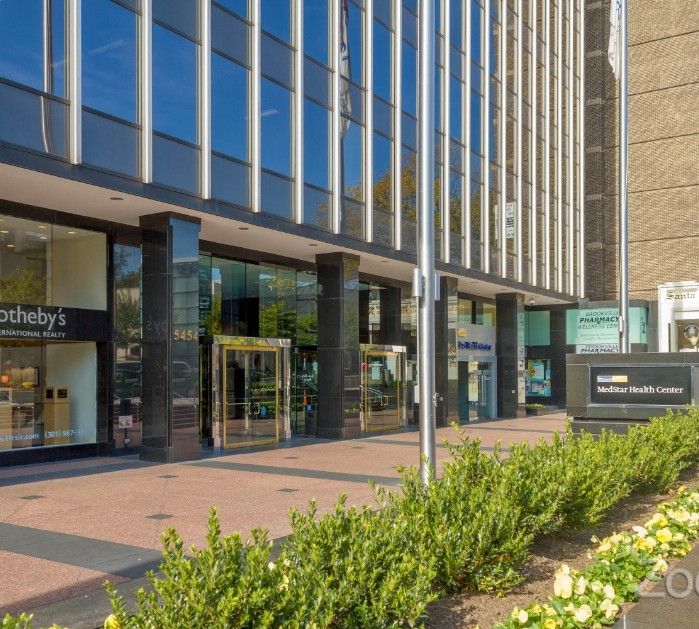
xmin=566 ymin=308 xmax=648 ymax=346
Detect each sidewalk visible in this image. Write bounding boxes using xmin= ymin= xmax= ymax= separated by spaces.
xmin=0 ymin=414 xmax=566 ymax=628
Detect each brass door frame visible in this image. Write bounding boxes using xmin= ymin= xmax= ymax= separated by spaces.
xmin=222 ymin=345 xmax=279 ymax=449
xmin=363 ymin=350 xmax=401 ymax=432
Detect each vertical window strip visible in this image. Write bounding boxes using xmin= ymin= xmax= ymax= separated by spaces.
xmin=332 ymin=0 xmax=341 ymax=232
xmin=394 ymin=0 xmax=403 ymax=250
xmin=555 ymin=0 xmax=563 ymax=292
xmin=464 ymin=0 xmax=472 ymax=267
xmin=69 ymin=0 xmax=82 ymax=164
xmin=577 ymin=0 xmax=584 ymax=297
xmin=201 ymin=0 xmax=212 ymax=198
xmin=499 ymin=0 xmax=507 ymax=278
xmin=141 ymin=0 xmax=153 ymax=183
xmin=543 ymin=0 xmax=550 ymax=289
xmin=251 ymin=0 xmax=262 ymax=211
xmin=530 ymin=0 xmax=537 ymax=286
xmin=296 ymin=0 xmax=305 ymax=223
xmin=566 ymin=0 xmax=574 ymax=294
xmin=516 ymin=0 xmax=523 ymax=282
xmin=483 ymin=0 xmax=490 ymax=272
xmin=365 ymin=0 xmax=374 ymax=242
xmin=442 ymin=0 xmax=451 ymax=263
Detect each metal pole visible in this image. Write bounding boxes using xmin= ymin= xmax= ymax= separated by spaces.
xmin=418 ymin=0 xmax=436 ymax=485
xmin=618 ymin=0 xmax=629 ymax=353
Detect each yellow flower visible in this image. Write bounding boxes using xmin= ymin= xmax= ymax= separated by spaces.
xmin=656 ymin=528 xmax=673 ymax=543
xmin=563 ymin=603 xmax=575 ymax=613
xmin=678 ymin=485 xmax=687 ymax=494
xmin=573 ymin=604 xmax=593 ymax=623
xmin=632 ymin=525 xmax=648 ymax=538
xmin=600 ymin=598 xmax=619 ymax=620
xmin=555 ymin=564 xmax=571 ymax=577
xmin=590 ymin=580 xmax=604 ymax=594
xmin=654 ymin=558 xmax=669 ymax=572
xmin=543 ymin=604 xmax=557 ymax=617
xmin=575 ymin=576 xmax=589 ymax=595
xmin=603 ymin=584 xmax=616 ymax=600
xmin=646 ymin=513 xmax=668 ymax=528
xmin=104 ymin=615 xmax=119 ymax=629
xmin=517 ymin=609 xmax=529 ymax=624
xmin=544 ymin=620 xmax=557 ymax=629
xmin=531 ymin=604 xmax=542 ymax=614
xmin=554 ymin=574 xmax=573 ymax=599
xmin=597 ymin=541 xmax=611 ymax=553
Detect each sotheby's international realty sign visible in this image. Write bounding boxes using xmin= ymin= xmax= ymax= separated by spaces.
xmin=589 ymin=366 xmax=692 ymax=407
xmin=0 ymin=303 xmax=109 ymax=342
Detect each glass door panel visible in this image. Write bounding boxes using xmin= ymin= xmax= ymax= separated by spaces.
xmin=223 ymin=347 xmax=278 ymax=448
xmin=364 ymin=352 xmax=401 ymax=432
xmin=467 ymin=361 xmax=492 ymax=419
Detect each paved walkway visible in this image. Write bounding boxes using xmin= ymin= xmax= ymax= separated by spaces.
xmin=0 ymin=414 xmax=566 ymax=627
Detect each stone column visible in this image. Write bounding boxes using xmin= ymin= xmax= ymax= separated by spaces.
xmin=315 ymin=253 xmax=361 ymax=439
xmin=380 ymin=285 xmax=402 ymax=346
xmin=496 ymin=292 xmax=526 ymax=418
xmin=435 ymin=276 xmax=459 ymax=427
xmin=140 ymin=213 xmax=202 ymax=462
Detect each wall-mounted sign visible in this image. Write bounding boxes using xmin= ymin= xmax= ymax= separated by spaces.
xmin=567 ymin=307 xmax=647 ymax=348
xmin=0 ymin=303 xmax=109 ymax=342
xmin=505 ymin=202 xmax=515 ymax=239
xmin=576 ymin=344 xmax=618 ymax=354
xmin=589 ymin=365 xmax=692 ymax=407
xmin=457 ymin=324 xmax=495 ymax=359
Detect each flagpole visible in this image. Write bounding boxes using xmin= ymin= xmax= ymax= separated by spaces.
xmin=417 ymin=0 xmax=436 ymax=485
xmin=618 ymin=0 xmax=629 ymax=353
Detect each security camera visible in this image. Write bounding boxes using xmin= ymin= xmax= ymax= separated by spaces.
xmin=529 ymin=297 xmax=536 ymax=306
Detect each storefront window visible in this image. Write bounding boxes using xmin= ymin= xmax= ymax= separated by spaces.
xmin=0 ymin=215 xmax=107 ymax=310
xmin=526 ymin=358 xmax=551 ymax=397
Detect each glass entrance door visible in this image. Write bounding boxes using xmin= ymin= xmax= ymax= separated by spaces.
xmin=363 ymin=351 xmax=401 ymax=432
xmin=223 ymin=346 xmax=278 ymax=448
xmin=468 ymin=361 xmax=493 ymax=419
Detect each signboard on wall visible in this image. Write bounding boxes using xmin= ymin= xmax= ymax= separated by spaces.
xmin=457 ymin=324 xmax=495 ymax=359
xmin=589 ymin=365 xmax=692 ymax=407
xmin=0 ymin=303 xmax=109 ymax=342
xmin=567 ymin=307 xmax=647 ymax=349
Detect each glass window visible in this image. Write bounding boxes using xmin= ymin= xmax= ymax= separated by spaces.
xmin=211 ymin=53 xmax=248 ymax=161
xmin=304 ymin=186 xmax=331 ymax=230
xmin=153 ymin=25 xmax=197 ymax=144
xmin=402 ymin=112 xmax=416 ymax=149
xmin=212 ymin=154 xmax=249 ymax=207
xmin=304 ymin=99 xmax=330 ymax=190
xmin=82 ymin=111 xmax=139 ymax=177
xmin=261 ymin=171 xmax=293 ymax=219
xmin=341 ymin=198 xmax=364 ymax=238
xmin=373 ymin=97 xmax=392 ymax=137
xmin=344 ymin=2 xmax=363 ymax=86
xmin=471 ymin=91 xmax=482 ymax=154
xmin=215 ymin=0 xmax=247 ymax=18
xmin=152 ymin=134 xmax=200 ymax=194
xmin=401 ymin=42 xmax=416 ymax=115
xmin=341 ymin=122 xmax=363 ymax=199
xmin=304 ymin=0 xmax=329 ymax=64
xmin=0 ymin=0 xmax=66 ymax=97
xmin=153 ymin=0 xmax=199 ymax=41
xmin=261 ymin=78 xmax=292 ymax=177
xmin=472 ymin=0 xmax=482 ymax=64
xmin=262 ymin=34 xmax=294 ymax=88
xmin=450 ymin=0 xmax=462 ymax=49
xmin=373 ymin=20 xmax=392 ymax=103
xmin=373 ymin=132 xmax=392 ymax=212
xmin=262 ymin=0 xmax=292 ymax=43
xmin=375 ymin=0 xmax=393 ymax=27
xmin=450 ymin=76 xmax=462 ymax=142
xmin=212 ymin=5 xmax=249 ymax=65
xmin=82 ymin=0 xmax=138 ymax=122
xmin=402 ymin=6 xmax=417 ymax=46
xmin=304 ymin=58 xmax=331 ymax=106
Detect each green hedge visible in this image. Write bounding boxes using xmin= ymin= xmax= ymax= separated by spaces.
xmin=6 ymin=409 xmax=699 ymax=629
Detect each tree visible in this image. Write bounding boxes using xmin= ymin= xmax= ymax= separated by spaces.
xmin=0 ymin=267 xmax=46 ymax=304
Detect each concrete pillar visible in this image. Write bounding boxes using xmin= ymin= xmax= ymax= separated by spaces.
xmin=435 ymin=276 xmax=459 ymax=427
xmin=496 ymin=292 xmax=526 ymax=418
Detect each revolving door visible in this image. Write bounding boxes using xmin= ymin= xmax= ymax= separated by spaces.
xmin=360 ymin=344 xmax=407 ymax=433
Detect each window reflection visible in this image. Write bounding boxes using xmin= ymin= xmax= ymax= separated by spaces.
xmin=401 ymin=41 xmax=416 ymax=116
xmin=373 ymin=20 xmax=392 ymax=103
xmin=262 ymin=0 xmax=292 ymax=43
xmin=261 ymin=78 xmax=292 ymax=177
xmin=304 ymin=0 xmax=329 ymax=64
xmin=304 ymin=100 xmax=330 ymax=190
xmin=342 ymin=123 xmax=363 ymax=199
xmin=212 ymin=53 xmax=248 ymax=161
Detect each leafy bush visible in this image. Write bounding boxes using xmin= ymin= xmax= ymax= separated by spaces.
xmin=524 ymin=403 xmax=545 ymax=409
xmin=287 ymin=495 xmax=436 ymax=628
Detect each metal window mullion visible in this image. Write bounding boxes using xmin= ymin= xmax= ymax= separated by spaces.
xmin=483 ymin=0 xmax=491 ymax=274
xmin=464 ymin=0 xmax=472 ymax=268
xmin=530 ymin=0 xmax=537 ymax=286
xmin=332 ymin=0 xmax=341 ymax=232
xmin=68 ymin=0 xmax=82 ymax=164
xmin=567 ymin=0 xmax=574 ymax=294
xmin=394 ymin=0 xmax=402 ymax=251
xmin=200 ymin=0 xmax=211 ymax=198
xmin=442 ymin=0 xmax=450 ymax=264
xmin=140 ymin=0 xmax=152 ymax=182
xmin=543 ymin=0 xmax=550 ymax=290
xmin=516 ymin=0 xmax=523 ymax=282
xmin=366 ymin=0 xmax=374 ymax=243
xmin=251 ymin=0 xmax=262 ymax=212
xmin=500 ymin=4 xmax=507 ymax=278
xmin=556 ymin=0 xmax=563 ymax=292
xmin=295 ymin=0 xmax=304 ymax=223
xmin=578 ymin=0 xmax=585 ymax=297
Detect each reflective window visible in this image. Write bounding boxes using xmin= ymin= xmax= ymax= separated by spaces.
xmin=153 ymin=24 xmax=197 ymax=144
xmin=211 ymin=53 xmax=248 ymax=161
xmin=304 ymin=58 xmax=331 ymax=107
xmin=471 ymin=91 xmax=482 ymax=154
xmin=402 ymin=6 xmax=417 ymax=46
xmin=401 ymin=42 xmax=417 ymax=116
xmin=373 ymin=20 xmax=392 ymax=103
xmin=82 ymin=0 xmax=138 ymax=121
xmin=373 ymin=97 xmax=392 ymax=137
xmin=472 ymin=0 xmax=482 ymax=64
xmin=261 ymin=78 xmax=292 ymax=177
xmin=304 ymin=0 xmax=329 ymax=64
xmin=212 ymin=155 xmax=249 ymax=207
xmin=304 ymin=186 xmax=331 ymax=230
xmin=0 ymin=0 xmax=66 ymax=96
xmin=304 ymin=99 xmax=330 ymax=190
xmin=212 ymin=4 xmax=249 ymax=65
xmin=450 ymin=76 xmax=462 ymax=142
xmin=344 ymin=2 xmax=364 ymax=86
xmin=215 ymin=0 xmax=247 ymax=18
xmin=342 ymin=123 xmax=363 ymax=199
xmin=153 ymin=0 xmax=198 ymax=41
xmin=152 ymin=134 xmax=200 ymax=193
xmin=262 ymin=34 xmax=294 ymax=88
xmin=261 ymin=171 xmax=293 ymax=219
xmin=262 ymin=0 xmax=292 ymax=43
xmin=450 ymin=0 xmax=462 ymax=49
xmin=82 ymin=111 xmax=139 ymax=177
xmin=373 ymin=133 xmax=392 ymax=212
xmin=375 ymin=0 xmax=393 ymax=27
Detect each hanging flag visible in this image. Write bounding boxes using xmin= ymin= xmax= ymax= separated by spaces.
xmin=340 ymin=0 xmax=353 ymax=136
xmin=607 ymin=0 xmax=622 ymax=81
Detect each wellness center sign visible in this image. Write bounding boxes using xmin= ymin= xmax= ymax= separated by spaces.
xmin=567 ymin=307 xmax=647 ymax=353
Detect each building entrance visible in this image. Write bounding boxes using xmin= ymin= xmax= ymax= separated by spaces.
xmin=361 ymin=346 xmax=406 ymax=432
xmin=468 ymin=362 xmax=494 ymax=419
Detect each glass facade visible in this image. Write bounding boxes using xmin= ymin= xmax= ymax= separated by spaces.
xmin=0 ymin=0 xmax=583 ymax=297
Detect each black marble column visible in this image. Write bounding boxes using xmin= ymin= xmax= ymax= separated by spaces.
xmin=435 ymin=276 xmax=459 ymax=427
xmin=140 ymin=213 xmax=202 ymax=463
xmin=315 ymin=253 xmax=361 ymax=439
xmin=549 ymin=307 xmax=567 ymax=408
xmin=496 ymin=292 xmax=526 ymax=418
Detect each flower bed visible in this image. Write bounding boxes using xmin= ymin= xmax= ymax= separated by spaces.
xmin=5 ymin=408 xmax=699 ymax=629
xmin=495 ymin=487 xmax=699 ymax=628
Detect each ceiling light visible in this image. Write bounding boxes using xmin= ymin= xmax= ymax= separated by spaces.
xmin=39 ymin=236 xmax=48 ymax=240
xmin=68 ymin=231 xmax=77 ymax=235
xmin=238 ymin=227 xmax=249 ymax=230
xmin=7 ymin=244 xmax=14 ymax=248
xmin=309 ymin=244 xmax=318 ymax=247
xmin=0 ymin=230 xmax=8 ymax=234
xmin=37 ymin=225 xmax=47 ymax=229
xmin=381 ymin=260 xmax=389 ymax=263
xmin=110 ymin=197 xmax=123 ymax=201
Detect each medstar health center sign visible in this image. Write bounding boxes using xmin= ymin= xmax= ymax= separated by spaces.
xmin=566 ymin=307 xmax=647 ymax=353
xmin=589 ymin=366 xmax=692 ymax=408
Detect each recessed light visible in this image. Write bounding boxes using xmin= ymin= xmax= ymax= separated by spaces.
xmin=0 ymin=219 xmax=5 ymax=222
xmin=0 ymin=230 xmax=8 ymax=234
xmin=39 ymin=236 xmax=48 ymax=240
xmin=110 ymin=197 xmax=123 ymax=201
xmin=381 ymin=260 xmax=389 ymax=263
xmin=68 ymin=231 xmax=77 ymax=235
xmin=37 ymin=225 xmax=47 ymax=229
xmin=238 ymin=227 xmax=249 ymax=230
xmin=309 ymin=243 xmax=318 ymax=247
xmin=7 ymin=244 xmax=14 ymax=248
